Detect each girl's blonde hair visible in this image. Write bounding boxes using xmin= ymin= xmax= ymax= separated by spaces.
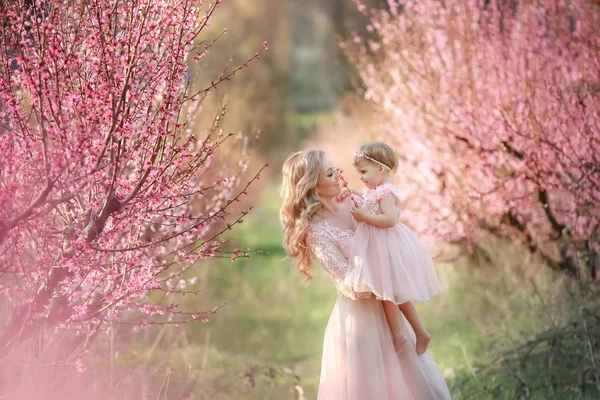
xmin=279 ymin=150 xmax=325 ymax=280
xmin=353 ymin=141 xmax=399 ymax=172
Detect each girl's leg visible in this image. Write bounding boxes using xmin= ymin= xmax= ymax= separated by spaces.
xmin=398 ymin=301 xmax=431 ymax=355
xmin=382 ymin=300 xmax=407 ymax=355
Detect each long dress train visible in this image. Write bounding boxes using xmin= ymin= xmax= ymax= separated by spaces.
xmin=307 ymin=216 xmax=451 ymax=400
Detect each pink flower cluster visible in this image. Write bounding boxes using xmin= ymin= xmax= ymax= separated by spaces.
xmin=0 ymin=0 xmax=268 ymax=360
xmin=348 ymin=0 xmax=599 ymax=275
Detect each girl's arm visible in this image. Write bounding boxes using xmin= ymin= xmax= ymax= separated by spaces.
xmin=351 ymin=195 xmax=398 ymax=228
xmin=336 ymin=186 xmax=363 ymax=202
xmin=349 ymin=187 xmax=363 ymax=198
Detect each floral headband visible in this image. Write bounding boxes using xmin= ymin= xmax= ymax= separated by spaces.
xmin=355 ymin=151 xmax=392 ymax=170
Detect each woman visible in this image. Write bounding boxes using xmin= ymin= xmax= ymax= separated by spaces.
xmin=280 ymin=150 xmax=451 ymax=399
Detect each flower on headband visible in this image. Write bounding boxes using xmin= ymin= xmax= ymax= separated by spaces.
xmin=354 ymin=151 xmax=391 ymax=170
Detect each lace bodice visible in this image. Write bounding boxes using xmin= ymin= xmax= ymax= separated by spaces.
xmin=307 ymin=220 xmax=371 ymax=299
xmin=361 ymin=182 xmax=402 ymax=217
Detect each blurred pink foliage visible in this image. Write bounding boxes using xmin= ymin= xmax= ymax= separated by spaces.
xmin=0 ymin=0 xmax=266 ymax=363
xmin=348 ymin=0 xmax=599 ymax=277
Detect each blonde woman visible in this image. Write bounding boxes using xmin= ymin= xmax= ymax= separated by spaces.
xmin=280 ymin=149 xmax=451 ymax=400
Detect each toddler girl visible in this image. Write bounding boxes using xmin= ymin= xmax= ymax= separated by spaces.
xmin=343 ymin=141 xmax=443 ymax=355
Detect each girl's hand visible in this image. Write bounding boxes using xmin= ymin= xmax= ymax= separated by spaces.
xmin=336 ymin=186 xmax=352 ymax=202
xmin=335 ymin=167 xmax=350 ymax=202
xmin=351 ymin=206 xmax=367 ymax=222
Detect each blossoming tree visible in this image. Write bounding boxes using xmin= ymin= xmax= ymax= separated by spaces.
xmin=348 ymin=0 xmax=599 ymax=279
xmin=0 ymin=0 xmax=267 ymax=364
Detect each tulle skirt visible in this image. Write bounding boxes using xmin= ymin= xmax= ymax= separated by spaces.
xmin=345 ymin=222 xmax=443 ymax=305
xmin=318 ymin=296 xmax=451 ymax=400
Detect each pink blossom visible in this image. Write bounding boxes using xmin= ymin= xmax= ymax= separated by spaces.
xmin=0 ymin=0 xmax=268 ymax=370
xmin=347 ymin=0 xmax=599 ymax=277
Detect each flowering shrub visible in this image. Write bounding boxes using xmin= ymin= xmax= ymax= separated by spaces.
xmin=348 ymin=0 xmax=599 ymax=278
xmin=0 ymin=0 xmax=268 ymax=361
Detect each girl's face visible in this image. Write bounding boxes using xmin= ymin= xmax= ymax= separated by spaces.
xmin=315 ymin=156 xmax=341 ymax=199
xmin=355 ymin=158 xmax=384 ymax=189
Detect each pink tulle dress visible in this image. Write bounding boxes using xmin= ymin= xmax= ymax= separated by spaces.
xmin=344 ymin=182 xmax=443 ymax=304
xmin=306 ymin=197 xmax=451 ymax=400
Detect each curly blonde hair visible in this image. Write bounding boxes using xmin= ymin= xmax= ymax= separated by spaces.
xmin=279 ymin=150 xmax=325 ymax=280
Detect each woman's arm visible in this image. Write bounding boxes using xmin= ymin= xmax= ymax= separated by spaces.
xmin=307 ymin=228 xmax=371 ymax=300
xmin=351 ymin=195 xmax=398 ymax=228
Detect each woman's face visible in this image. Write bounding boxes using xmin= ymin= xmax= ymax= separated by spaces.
xmin=315 ymin=155 xmax=341 ymax=199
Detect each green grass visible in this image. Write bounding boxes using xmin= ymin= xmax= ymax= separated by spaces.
xmin=172 ymin=184 xmax=338 ymax=397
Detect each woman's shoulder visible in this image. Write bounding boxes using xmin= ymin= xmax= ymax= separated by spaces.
xmin=307 ymin=218 xmax=353 ymax=244
xmin=306 ymin=221 xmax=333 ymax=254
xmin=307 ymin=219 xmax=327 ymax=242
xmin=308 ymin=218 xmax=333 ymax=238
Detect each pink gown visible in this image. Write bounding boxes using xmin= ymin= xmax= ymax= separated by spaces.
xmin=344 ymin=183 xmax=443 ymax=304
xmin=307 ymin=198 xmax=451 ymax=400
